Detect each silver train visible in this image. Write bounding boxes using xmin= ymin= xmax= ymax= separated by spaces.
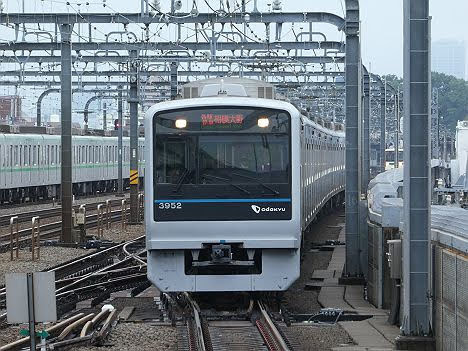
xmin=0 ymin=133 xmax=145 ymax=203
xmin=145 ymin=79 xmax=345 ymax=292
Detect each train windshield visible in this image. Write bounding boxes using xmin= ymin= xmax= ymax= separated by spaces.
xmin=153 ymin=106 xmax=291 ymax=221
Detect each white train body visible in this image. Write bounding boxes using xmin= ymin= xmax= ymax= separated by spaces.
xmin=145 ymin=86 xmax=345 ymax=292
xmin=0 ymin=133 xmax=145 ymax=202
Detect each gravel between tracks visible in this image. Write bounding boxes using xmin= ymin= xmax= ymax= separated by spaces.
xmin=286 ymin=324 xmax=353 ymax=351
xmin=283 ymin=209 xmax=354 ymax=350
xmin=74 ymin=323 xmax=177 ymax=351
xmin=283 ymin=210 xmax=344 ymax=314
xmin=87 ymin=223 xmax=145 ymax=242
xmin=0 ymin=246 xmax=92 ymax=285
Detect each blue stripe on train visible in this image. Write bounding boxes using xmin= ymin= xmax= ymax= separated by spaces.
xmin=154 ymin=198 xmax=291 ymax=203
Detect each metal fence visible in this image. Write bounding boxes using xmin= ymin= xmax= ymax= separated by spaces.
xmin=433 ymin=245 xmax=468 ymax=351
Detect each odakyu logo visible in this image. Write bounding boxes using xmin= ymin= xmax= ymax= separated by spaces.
xmin=251 ymin=204 xmax=286 ymax=214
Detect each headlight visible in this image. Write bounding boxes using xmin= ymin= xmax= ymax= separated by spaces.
xmin=257 ymin=117 xmax=269 ymax=128
xmin=175 ymin=119 xmax=187 ymax=129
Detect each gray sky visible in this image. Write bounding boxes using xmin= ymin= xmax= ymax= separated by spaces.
xmin=3 ymin=0 xmax=467 ymax=77
xmin=284 ymin=0 xmax=468 ymax=77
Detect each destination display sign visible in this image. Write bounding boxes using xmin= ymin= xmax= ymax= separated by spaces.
xmin=200 ymin=113 xmax=244 ymax=130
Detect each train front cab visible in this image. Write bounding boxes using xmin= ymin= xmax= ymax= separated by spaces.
xmin=145 ymin=98 xmax=302 ymax=292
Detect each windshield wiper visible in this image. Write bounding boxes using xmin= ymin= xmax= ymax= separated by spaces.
xmin=173 ymin=169 xmax=192 ymax=193
xmin=201 ymin=174 xmax=251 ymax=196
xmin=231 ymin=172 xmax=279 ymax=196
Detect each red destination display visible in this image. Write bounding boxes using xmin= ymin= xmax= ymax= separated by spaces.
xmin=201 ymin=113 xmax=244 ymax=128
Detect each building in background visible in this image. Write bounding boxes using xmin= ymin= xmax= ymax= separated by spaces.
xmin=0 ymin=95 xmax=22 ymax=124
xmin=432 ymin=40 xmax=466 ymax=80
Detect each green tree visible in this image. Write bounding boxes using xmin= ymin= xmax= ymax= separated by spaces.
xmin=381 ymin=72 xmax=468 ymax=131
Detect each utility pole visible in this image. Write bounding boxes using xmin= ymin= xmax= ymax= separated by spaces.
xmin=128 ymin=51 xmax=140 ymax=223
xmin=380 ymin=80 xmax=386 ymax=172
xmin=362 ymin=67 xmax=370 ymax=193
xmin=343 ymin=0 xmax=362 ymax=279
xmin=117 ymin=86 xmax=124 ymax=196
xmin=394 ymin=89 xmax=400 ymax=168
xmin=170 ymin=62 xmax=178 ymax=100
xmin=103 ymin=102 xmax=107 ymax=131
xmin=401 ymin=0 xmax=432 ymax=342
xmin=60 ymin=23 xmax=73 ymax=243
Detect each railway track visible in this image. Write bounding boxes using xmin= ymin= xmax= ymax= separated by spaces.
xmin=180 ymin=294 xmax=294 ymax=351
xmin=0 ymin=236 xmax=148 ymax=324
xmin=0 ymin=197 xmax=129 ymax=228
xmin=0 ymin=191 xmax=130 ymax=211
xmin=0 ymin=206 xmax=132 ymax=253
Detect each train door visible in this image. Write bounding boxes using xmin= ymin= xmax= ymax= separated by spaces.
xmin=77 ymin=143 xmax=82 ymax=181
xmin=0 ymin=143 xmax=3 ymax=189
xmin=46 ymin=144 xmax=50 ymax=182
xmin=102 ymin=144 xmax=106 ymax=181
xmin=8 ymin=144 xmax=13 ymax=186
xmin=27 ymin=144 xmax=32 ymax=183
xmin=19 ymin=144 xmax=24 ymax=185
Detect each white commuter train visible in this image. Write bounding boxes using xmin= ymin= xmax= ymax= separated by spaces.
xmin=145 ymin=78 xmax=345 ymax=292
xmin=0 ymin=134 xmax=145 ymax=203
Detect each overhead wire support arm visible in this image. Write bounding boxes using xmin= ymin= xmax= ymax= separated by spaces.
xmin=0 ymin=12 xmax=345 ymax=28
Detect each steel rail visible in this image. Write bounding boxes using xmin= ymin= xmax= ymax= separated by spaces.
xmin=0 ymin=198 xmax=128 ymax=227
xmin=257 ymin=301 xmax=291 ymax=351
xmin=0 ymin=208 xmax=132 ymax=252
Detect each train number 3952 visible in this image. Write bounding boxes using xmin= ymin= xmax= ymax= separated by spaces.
xmin=158 ymin=202 xmax=182 ymax=209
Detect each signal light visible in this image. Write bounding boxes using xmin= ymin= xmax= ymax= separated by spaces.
xmin=114 ymin=119 xmax=120 ymax=130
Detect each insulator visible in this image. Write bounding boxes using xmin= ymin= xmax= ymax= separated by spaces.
xmin=272 ymin=0 xmax=282 ymax=11
xmin=152 ymin=0 xmax=161 ymax=12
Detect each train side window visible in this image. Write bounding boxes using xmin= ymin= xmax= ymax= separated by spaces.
xmin=33 ymin=146 xmax=37 ymax=165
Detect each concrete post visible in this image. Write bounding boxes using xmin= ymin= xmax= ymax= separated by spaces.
xmin=60 ymin=23 xmax=73 ymax=243
xmin=402 ymin=0 xmax=431 ymax=336
xmin=344 ymin=0 xmax=362 ymax=277
xmin=129 ymin=51 xmax=139 ymax=223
